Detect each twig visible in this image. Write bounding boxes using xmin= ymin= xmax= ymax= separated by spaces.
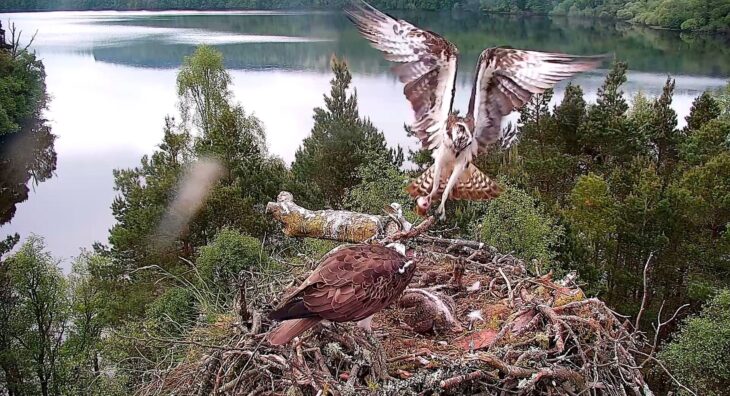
xmin=520 ymin=367 xmax=586 ymax=393
xmin=250 ymin=310 xmax=262 ymax=335
xmin=415 ymin=235 xmax=489 ymax=251
xmin=387 ymin=349 xmax=430 ymax=363
xmin=440 ymin=370 xmax=495 ymax=389
xmin=635 ymin=252 xmax=654 ymax=330
xmin=381 ymin=216 xmax=435 ymax=243
xmin=631 ymin=349 xmax=697 ymax=396
xmin=476 ymin=354 xmax=536 ymax=378
xmin=642 ymin=302 xmax=689 ymax=367
xmin=498 ymin=267 xmax=514 ymax=307
xmin=346 ymin=363 xmax=361 ymax=389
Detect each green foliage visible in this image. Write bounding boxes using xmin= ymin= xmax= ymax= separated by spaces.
xmin=474 ymin=185 xmax=563 ymax=265
xmin=0 ymin=31 xmax=46 ymax=137
xmin=686 ymin=92 xmax=721 ymax=132
xmin=109 ymin=117 xmax=191 ymax=271
xmin=0 ymin=233 xmax=19 ymax=256
xmin=647 ymin=77 xmax=681 ymax=176
xmin=345 ymin=156 xmax=412 ymax=216
xmin=0 ymin=23 xmax=56 ymax=225
xmin=0 ymin=0 xmax=477 ymax=12
xmin=299 ymin=238 xmax=341 ymax=262
xmin=626 ymin=0 xmax=730 ymax=32
xmin=109 ymin=45 xmax=286 ymax=320
xmin=0 ymin=235 xmax=68 ymax=396
xmin=715 ymin=82 xmax=730 ymax=117
xmin=667 ymin=151 xmax=730 ymax=296
xmin=1 ymin=0 xmax=728 ymax=31
xmin=62 ymin=252 xmax=112 ymax=396
xmin=292 ymin=56 xmax=403 ymax=208
xmin=480 ymin=62 xmax=730 ymax=320
xmin=659 ymin=290 xmax=730 ymax=395
xmin=578 ymin=62 xmax=640 ymax=168
xmin=146 ymin=287 xmax=197 ymax=335
xmin=177 ymin=45 xmax=232 ymax=136
xmin=567 ymin=173 xmax=617 ymax=236
xmin=195 ymin=228 xmax=268 ymax=294
xmin=481 ymin=0 xmax=730 ymax=32
xmin=680 ymin=118 xmax=730 ymax=167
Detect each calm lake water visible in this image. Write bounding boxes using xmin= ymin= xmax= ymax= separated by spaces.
xmin=2 ymin=10 xmax=729 ymax=267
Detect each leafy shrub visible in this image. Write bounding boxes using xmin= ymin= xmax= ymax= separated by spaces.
xmin=146 ymin=287 xmax=196 ymax=335
xmin=473 ymin=185 xmax=563 ymax=265
xmin=195 ymin=228 xmax=267 ymax=292
xmin=345 ymin=156 xmax=413 ymax=218
xmin=659 ymin=290 xmax=730 ymax=395
xmin=680 ymin=18 xmax=702 ymax=31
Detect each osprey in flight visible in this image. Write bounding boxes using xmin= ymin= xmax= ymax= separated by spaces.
xmin=346 ymin=1 xmax=605 ymax=219
xmin=266 ymin=243 xmax=417 ymax=346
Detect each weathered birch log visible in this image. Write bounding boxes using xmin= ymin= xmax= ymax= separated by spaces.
xmin=265 ymin=191 xmax=405 ymax=243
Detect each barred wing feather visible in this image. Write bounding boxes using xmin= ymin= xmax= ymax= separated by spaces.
xmin=468 ymin=48 xmax=605 ymax=155
xmin=346 ymin=0 xmax=459 ymax=150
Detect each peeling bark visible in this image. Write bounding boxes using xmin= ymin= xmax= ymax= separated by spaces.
xmin=266 ymin=191 xmax=403 ymax=242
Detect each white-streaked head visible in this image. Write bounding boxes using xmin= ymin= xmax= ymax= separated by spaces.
xmin=449 ymin=121 xmax=472 ymax=152
xmin=386 ymin=242 xmax=407 ymax=256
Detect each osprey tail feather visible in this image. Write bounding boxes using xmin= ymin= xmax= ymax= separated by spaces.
xmin=407 ymin=164 xmax=502 ymax=202
xmin=266 ymin=318 xmax=320 ymax=346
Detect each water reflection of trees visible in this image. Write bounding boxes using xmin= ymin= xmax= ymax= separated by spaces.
xmin=84 ymin=12 xmax=730 ymax=77
xmin=0 ymin=23 xmax=57 ymax=226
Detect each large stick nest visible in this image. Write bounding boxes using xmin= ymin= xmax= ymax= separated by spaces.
xmin=136 ymin=243 xmax=650 ymax=395
xmin=136 ymin=193 xmax=652 ymax=395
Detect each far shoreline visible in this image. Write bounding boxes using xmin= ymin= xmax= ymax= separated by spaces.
xmin=2 ymin=7 xmax=729 ymax=37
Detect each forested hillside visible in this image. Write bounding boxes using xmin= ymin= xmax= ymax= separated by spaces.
xmin=1 ymin=30 xmax=730 ymax=395
xmin=1 ymin=0 xmax=729 ymax=32
xmin=483 ymin=0 xmax=730 ymax=32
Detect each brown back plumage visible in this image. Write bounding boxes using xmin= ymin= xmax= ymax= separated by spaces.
xmin=267 ymin=244 xmax=416 ymax=345
xmin=407 ymin=164 xmax=502 ymax=202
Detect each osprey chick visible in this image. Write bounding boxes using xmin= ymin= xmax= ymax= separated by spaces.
xmin=346 ymin=0 xmax=605 ymax=219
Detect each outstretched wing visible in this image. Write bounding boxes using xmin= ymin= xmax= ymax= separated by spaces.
xmin=346 ymin=0 xmax=458 ymax=150
xmin=467 ymin=47 xmax=605 ymax=155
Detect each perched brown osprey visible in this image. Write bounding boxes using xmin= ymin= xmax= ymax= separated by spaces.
xmin=346 ymin=1 xmax=605 ymax=219
xmin=266 ymin=243 xmax=417 ymax=346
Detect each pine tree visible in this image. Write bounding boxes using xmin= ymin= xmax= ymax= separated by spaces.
xmin=292 ymin=56 xmax=402 ymax=208
xmin=553 ymin=83 xmax=586 ymax=155
xmin=578 ymin=62 xmax=639 ymax=169
xmin=685 ymin=91 xmax=721 ymax=132
xmin=680 ymin=118 xmax=730 ymax=167
xmin=648 ymin=77 xmax=680 ymax=178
